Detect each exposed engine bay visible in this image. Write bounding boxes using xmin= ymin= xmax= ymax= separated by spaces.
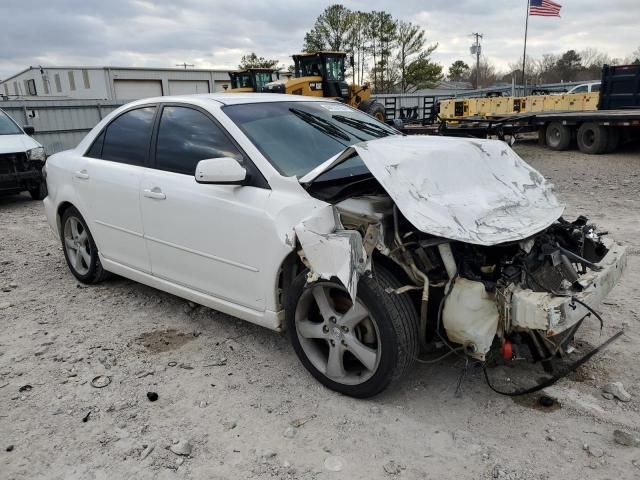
xmin=295 ymin=136 xmax=627 ymax=371
xmin=326 ymin=192 xmax=625 ymax=363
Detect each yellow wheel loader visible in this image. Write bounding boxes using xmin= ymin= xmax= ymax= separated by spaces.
xmin=261 ymin=51 xmax=386 ymax=122
xmin=226 ymin=68 xmax=279 ymax=93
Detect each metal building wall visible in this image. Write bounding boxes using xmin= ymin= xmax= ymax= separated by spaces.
xmin=0 ymin=99 xmax=124 ymax=154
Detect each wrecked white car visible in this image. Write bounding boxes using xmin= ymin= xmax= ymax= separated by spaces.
xmin=43 ymin=94 xmax=627 ymax=398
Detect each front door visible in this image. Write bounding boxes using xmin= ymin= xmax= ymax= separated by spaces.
xmin=140 ymin=105 xmax=272 ymax=310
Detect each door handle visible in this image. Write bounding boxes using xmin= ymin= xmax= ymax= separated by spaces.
xmin=74 ymin=170 xmax=89 ymax=180
xmin=143 ymin=187 xmax=166 ymax=200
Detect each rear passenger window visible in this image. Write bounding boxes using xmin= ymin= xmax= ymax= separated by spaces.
xmin=101 ymin=107 xmax=156 ymax=166
xmin=155 ymin=106 xmax=243 ymax=175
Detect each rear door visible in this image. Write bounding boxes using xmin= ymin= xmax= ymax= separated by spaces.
xmin=78 ymin=106 xmax=157 ymax=272
xmin=140 ymin=104 xmax=272 ymax=310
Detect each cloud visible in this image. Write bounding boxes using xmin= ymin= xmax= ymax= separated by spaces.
xmin=1 ymin=0 xmax=638 ymax=79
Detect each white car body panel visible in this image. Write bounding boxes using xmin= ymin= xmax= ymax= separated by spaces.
xmin=140 ymin=168 xmax=272 ymax=310
xmin=0 ymin=133 xmax=41 ymax=155
xmin=79 ymin=159 xmax=151 ymax=273
xmin=294 ymin=204 xmax=366 ymax=300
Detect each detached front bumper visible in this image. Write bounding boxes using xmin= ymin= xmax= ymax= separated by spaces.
xmin=510 ymin=241 xmax=627 ymax=336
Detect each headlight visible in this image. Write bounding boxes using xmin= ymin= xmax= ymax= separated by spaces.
xmin=26 ymin=147 xmax=46 ymax=161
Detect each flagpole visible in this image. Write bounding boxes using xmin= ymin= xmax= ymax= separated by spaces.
xmin=521 ymin=0 xmax=530 ymax=94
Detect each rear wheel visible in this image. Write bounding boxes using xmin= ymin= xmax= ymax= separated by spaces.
xmin=61 ymin=206 xmax=109 ymax=284
xmin=359 ymin=99 xmax=386 ymax=122
xmin=577 ymin=122 xmax=609 ymax=154
xmin=286 ymin=265 xmax=419 ymax=398
xmin=545 ymin=121 xmax=572 ymax=150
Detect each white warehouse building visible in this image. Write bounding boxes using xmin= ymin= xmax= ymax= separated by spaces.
xmin=0 ymin=66 xmax=239 ymax=101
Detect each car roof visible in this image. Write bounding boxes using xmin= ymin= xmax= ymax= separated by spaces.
xmin=129 ymin=93 xmax=339 ymax=107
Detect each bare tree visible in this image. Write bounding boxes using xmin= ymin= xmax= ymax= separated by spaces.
xmin=396 ymin=21 xmax=425 ymax=93
xmin=347 ymin=11 xmax=372 ymax=85
xmin=468 ymin=57 xmax=497 ymax=88
xmin=366 ymin=11 xmax=397 ymax=93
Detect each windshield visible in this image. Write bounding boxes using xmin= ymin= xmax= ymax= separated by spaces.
xmin=325 ymin=56 xmax=345 ymax=81
xmin=231 ymin=73 xmax=252 ymax=89
xmin=223 ymin=101 xmax=398 ymax=179
xmin=297 ymin=57 xmax=324 ymax=77
xmin=0 ymin=110 xmax=22 ymax=135
xmin=254 ymin=72 xmax=273 ymax=88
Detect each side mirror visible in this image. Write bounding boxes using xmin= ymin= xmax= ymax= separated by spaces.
xmin=195 ymin=157 xmax=247 ymax=185
xmin=349 ymin=55 xmax=355 ymax=68
xmin=23 ymin=125 xmax=35 ymax=136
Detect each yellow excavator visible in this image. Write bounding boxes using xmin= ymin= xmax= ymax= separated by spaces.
xmin=226 ymin=68 xmax=279 ymax=93
xmin=260 ymin=51 xmax=386 ymax=121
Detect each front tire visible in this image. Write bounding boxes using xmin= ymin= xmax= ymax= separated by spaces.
xmin=60 ymin=206 xmax=109 ymax=284
xmin=286 ymin=265 xmax=419 ymax=398
xmin=359 ymin=99 xmax=386 ymax=123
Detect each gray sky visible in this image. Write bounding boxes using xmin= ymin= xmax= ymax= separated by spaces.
xmin=1 ymin=0 xmax=638 ymax=79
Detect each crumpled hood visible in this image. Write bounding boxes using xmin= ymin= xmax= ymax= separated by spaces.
xmin=303 ymin=135 xmax=564 ymax=246
xmin=0 ymin=134 xmax=41 ymax=155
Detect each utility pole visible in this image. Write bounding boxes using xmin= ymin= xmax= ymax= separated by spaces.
xmin=470 ymin=33 xmax=483 ymax=89
xmin=175 ymin=62 xmax=195 ymax=69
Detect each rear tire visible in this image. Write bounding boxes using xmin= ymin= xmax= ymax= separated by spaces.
xmin=60 ymin=206 xmax=110 ymax=284
xmin=286 ymin=265 xmax=419 ymax=398
xmin=359 ymin=99 xmax=386 ymax=122
xmin=577 ymin=122 xmax=609 ymax=154
xmin=545 ymin=122 xmax=572 ymax=150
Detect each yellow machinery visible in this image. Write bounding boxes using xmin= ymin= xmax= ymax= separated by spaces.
xmin=226 ymin=68 xmax=279 ymax=93
xmin=261 ymin=51 xmax=386 ymax=121
xmin=439 ymin=92 xmax=599 ymax=119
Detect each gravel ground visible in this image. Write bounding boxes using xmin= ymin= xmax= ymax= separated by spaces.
xmin=1 ymin=140 xmax=639 ymax=480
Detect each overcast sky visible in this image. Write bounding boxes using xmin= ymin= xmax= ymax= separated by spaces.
xmin=1 ymin=0 xmax=638 ymax=79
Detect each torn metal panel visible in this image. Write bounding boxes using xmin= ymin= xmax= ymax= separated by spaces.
xmin=294 ymin=205 xmax=366 ymax=299
xmin=510 ymin=241 xmax=627 ymax=334
xmin=302 ymin=136 xmax=564 ymax=246
xmin=442 ymin=278 xmax=499 ymax=360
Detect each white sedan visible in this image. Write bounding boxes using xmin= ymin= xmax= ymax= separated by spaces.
xmin=43 ymin=93 xmax=626 ymax=398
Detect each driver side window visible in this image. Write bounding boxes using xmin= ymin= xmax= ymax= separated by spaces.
xmin=155 ymin=106 xmax=243 ymax=175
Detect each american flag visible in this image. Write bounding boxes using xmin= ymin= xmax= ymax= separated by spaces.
xmin=529 ymin=0 xmax=562 ymax=17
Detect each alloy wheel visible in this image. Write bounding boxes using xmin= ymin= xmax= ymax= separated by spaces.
xmin=295 ymin=282 xmax=381 ymax=385
xmin=63 ymin=216 xmax=91 ymax=276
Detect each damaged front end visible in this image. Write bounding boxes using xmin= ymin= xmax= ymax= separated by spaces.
xmin=294 ymin=135 xmax=627 ymax=370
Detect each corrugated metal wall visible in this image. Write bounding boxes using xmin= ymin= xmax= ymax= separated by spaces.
xmin=0 ymin=99 xmax=124 ymax=154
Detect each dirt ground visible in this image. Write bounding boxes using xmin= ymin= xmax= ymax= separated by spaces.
xmin=1 ymin=140 xmax=639 ymax=480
